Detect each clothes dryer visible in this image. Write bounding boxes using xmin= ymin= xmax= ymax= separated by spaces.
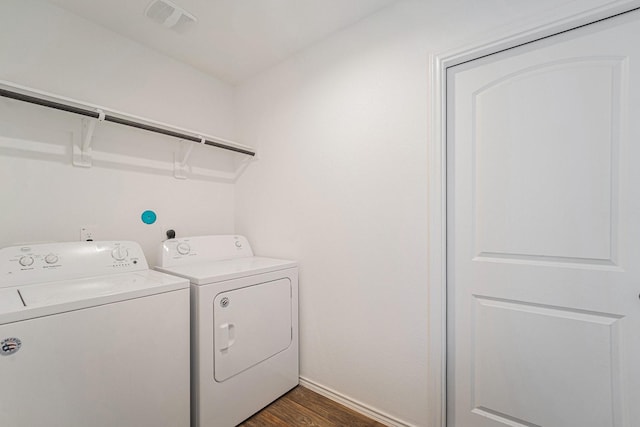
xmin=156 ymin=235 xmax=298 ymax=427
xmin=0 ymin=241 xmax=190 ymax=427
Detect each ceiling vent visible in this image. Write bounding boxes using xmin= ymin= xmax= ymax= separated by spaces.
xmin=145 ymin=0 xmax=197 ymax=33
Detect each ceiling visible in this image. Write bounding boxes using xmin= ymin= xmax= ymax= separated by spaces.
xmin=43 ymin=0 xmax=398 ymax=85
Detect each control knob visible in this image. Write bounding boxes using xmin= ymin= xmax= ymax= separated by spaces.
xmin=44 ymin=253 xmax=59 ymax=264
xmin=176 ymin=242 xmax=191 ymax=255
xmin=19 ymin=256 xmax=34 ymax=267
xmin=111 ymin=246 xmax=129 ymax=261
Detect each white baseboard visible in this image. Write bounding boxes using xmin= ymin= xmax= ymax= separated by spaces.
xmin=298 ymin=377 xmax=418 ymax=427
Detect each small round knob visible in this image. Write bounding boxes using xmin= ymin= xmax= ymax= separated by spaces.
xmin=111 ymin=247 xmax=129 ymax=261
xmin=44 ymin=253 xmax=59 ymax=264
xmin=235 ymin=241 xmax=242 ymax=248
xmin=176 ymin=243 xmax=191 ymax=255
xmin=19 ymin=256 xmax=34 ymax=267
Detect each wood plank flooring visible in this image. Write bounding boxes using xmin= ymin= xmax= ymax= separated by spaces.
xmin=238 ymin=386 xmax=387 ymax=426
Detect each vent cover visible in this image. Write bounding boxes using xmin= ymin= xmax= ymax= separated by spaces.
xmin=145 ymin=0 xmax=197 ymax=33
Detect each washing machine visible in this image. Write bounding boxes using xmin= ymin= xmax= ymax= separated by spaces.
xmin=0 ymin=241 xmax=190 ymax=427
xmin=155 ymin=235 xmax=299 ymax=427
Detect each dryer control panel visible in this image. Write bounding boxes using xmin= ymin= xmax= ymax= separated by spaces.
xmin=0 ymin=241 xmax=148 ymax=288
xmin=159 ymin=235 xmax=253 ymax=267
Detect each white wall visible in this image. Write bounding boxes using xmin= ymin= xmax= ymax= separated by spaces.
xmin=233 ymin=0 xmax=622 ymax=425
xmin=0 ymin=0 xmax=238 ymax=260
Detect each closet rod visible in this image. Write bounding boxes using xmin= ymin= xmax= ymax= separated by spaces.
xmin=0 ymin=88 xmax=255 ymax=157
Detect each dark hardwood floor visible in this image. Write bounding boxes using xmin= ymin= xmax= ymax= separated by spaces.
xmin=238 ymin=386 xmax=387 ymax=426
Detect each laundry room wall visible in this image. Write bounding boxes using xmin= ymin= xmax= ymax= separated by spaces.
xmin=0 ymin=0 xmax=239 ymax=261
xmin=233 ymin=0 xmax=627 ymax=425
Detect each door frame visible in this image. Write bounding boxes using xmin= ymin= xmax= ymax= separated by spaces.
xmin=426 ymin=1 xmax=640 ymax=426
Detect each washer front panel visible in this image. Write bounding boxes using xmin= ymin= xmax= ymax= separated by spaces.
xmin=0 ymin=289 xmax=190 ymax=427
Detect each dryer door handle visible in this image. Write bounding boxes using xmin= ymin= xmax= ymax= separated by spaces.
xmin=218 ymin=323 xmax=236 ymax=352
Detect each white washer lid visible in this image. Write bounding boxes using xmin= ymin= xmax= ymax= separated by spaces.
xmin=0 ymin=288 xmax=24 ymax=314
xmin=155 ymin=256 xmax=297 ymax=285
xmin=0 ymin=270 xmax=188 ymax=324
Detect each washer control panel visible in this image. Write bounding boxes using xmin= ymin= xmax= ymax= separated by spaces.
xmin=158 ymin=235 xmax=253 ymax=267
xmin=0 ymin=241 xmax=148 ymax=288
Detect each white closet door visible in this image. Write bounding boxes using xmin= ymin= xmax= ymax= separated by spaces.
xmin=447 ymin=9 xmax=640 ymax=427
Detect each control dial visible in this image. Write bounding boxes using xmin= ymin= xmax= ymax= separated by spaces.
xmin=111 ymin=246 xmax=129 ymax=261
xmin=19 ymin=256 xmax=34 ymax=267
xmin=44 ymin=253 xmax=59 ymax=264
xmin=176 ymin=242 xmax=191 ymax=255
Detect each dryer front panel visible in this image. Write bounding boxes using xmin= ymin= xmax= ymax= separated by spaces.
xmin=213 ymin=278 xmax=292 ymax=382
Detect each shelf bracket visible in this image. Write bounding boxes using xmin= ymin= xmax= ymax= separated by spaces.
xmin=73 ymin=109 xmax=105 ymax=167
xmin=174 ymin=136 xmax=205 ymax=179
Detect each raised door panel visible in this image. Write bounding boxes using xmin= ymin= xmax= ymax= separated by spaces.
xmin=473 ymin=59 xmax=622 ymax=264
xmin=472 ymin=296 xmax=621 ymax=427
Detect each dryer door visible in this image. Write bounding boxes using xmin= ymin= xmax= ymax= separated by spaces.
xmin=213 ymin=278 xmax=292 ymax=382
